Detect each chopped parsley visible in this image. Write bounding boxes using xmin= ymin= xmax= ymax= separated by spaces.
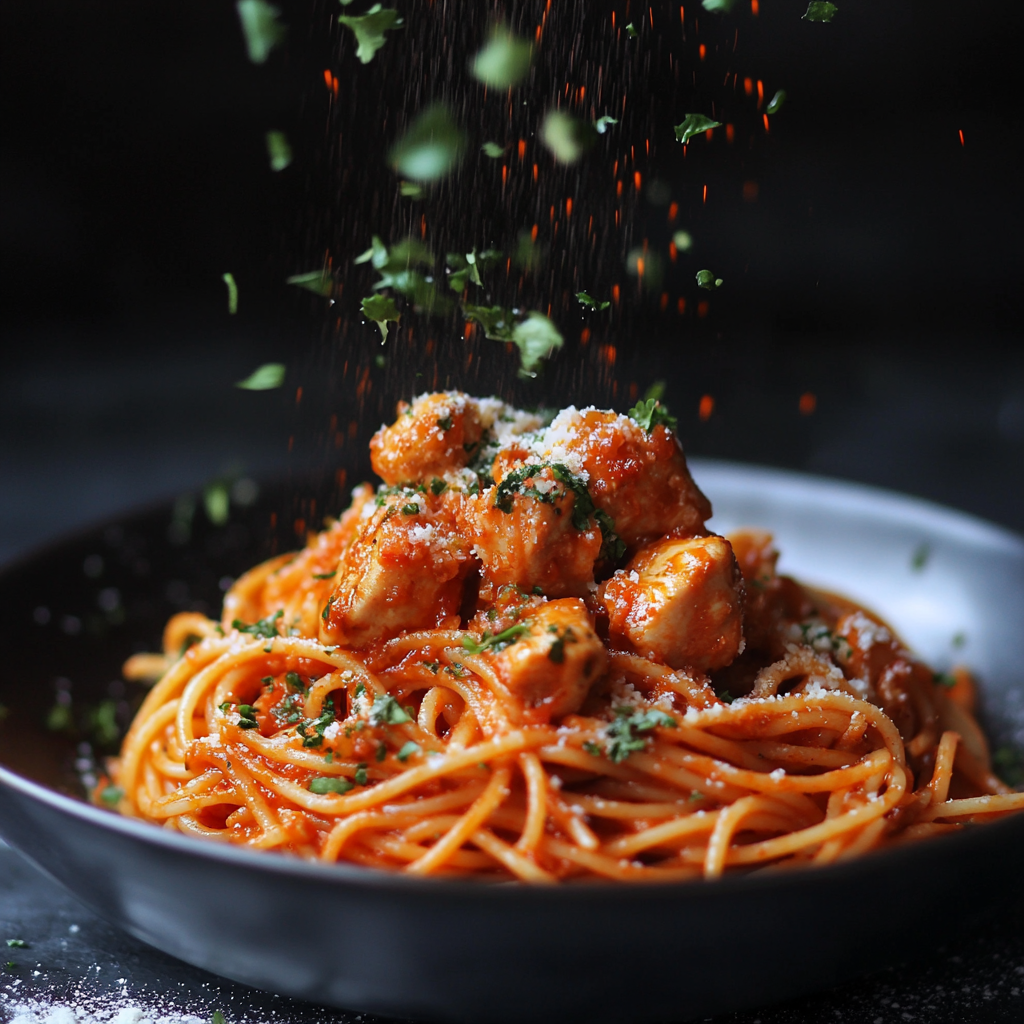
xmin=603 ymin=707 xmax=677 ymax=764
xmin=265 ymin=130 xmax=292 ymax=171
xmin=576 ymin=291 xmax=611 ymax=311
xmin=296 ymin=703 xmax=336 ymax=748
xmin=430 ymin=478 xmax=447 ymax=495
xmin=308 ymin=776 xmax=355 ymax=795
xmin=354 ymin=764 xmax=369 ymax=785
xmin=312 ymin=571 xmax=336 ymax=580
xmin=803 ymin=2 xmax=838 ymax=22
xmin=375 ymin=743 xmax=387 ymax=762
xmin=361 ymin=294 xmax=400 ymax=344
xmin=481 ymin=141 xmax=504 ymax=158
xmin=389 ymin=103 xmax=466 ymax=183
xmin=401 ymin=503 xmax=420 ymax=515
xmin=338 ymin=4 xmax=404 ymax=64
xmin=594 ymin=116 xmax=618 ymax=134
xmin=321 ymin=597 xmax=334 ymax=623
xmin=422 ymin=661 xmax=440 ymax=673
xmin=400 ymin=181 xmax=424 ymax=198
xmin=513 ymin=313 xmax=564 ymax=377
xmin=582 ymin=740 xmax=602 ymax=757
xmin=222 ymin=272 xmax=238 ymax=315
xmin=236 ymin=704 xmax=259 ymax=730
xmin=285 ymin=671 xmax=308 ymax=692
xmin=715 ymin=688 xmax=734 ymax=704
xmin=546 ymin=625 xmax=577 ymax=664
xmin=765 ymin=89 xmax=786 ymax=115
xmin=397 ymin=740 xmax=421 ymax=762
xmin=211 ymin=1012 xmax=227 ymax=1024
xmin=702 ymin=0 xmax=737 ymax=11
xmin=235 ymin=363 xmax=285 ymax=391
xmin=934 ymin=673 xmax=956 ymax=689
xmin=233 ymin=610 xmax=283 ymax=638
xmin=436 ymin=416 xmax=453 ymax=431
xmin=461 ymin=623 xmax=531 ymax=655
xmin=369 ymin=694 xmax=412 ymax=726
xmin=6 ymin=940 xmax=28 ymax=949
xmin=470 ymin=25 xmax=533 ymax=88
xmin=540 ymin=110 xmax=598 ymax=165
xmin=628 ymin=397 xmax=678 ymax=433
xmin=674 ymin=114 xmax=723 ymax=146
xmin=236 ymin=0 xmax=287 ymax=64
xmin=99 ymin=785 xmax=124 ymax=806
xmin=696 ymin=269 xmax=724 ymax=290
xmin=625 ymin=22 xmax=638 ymax=38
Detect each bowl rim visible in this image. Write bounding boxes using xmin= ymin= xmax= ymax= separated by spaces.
xmin=3 ymin=458 xmax=1024 ymax=901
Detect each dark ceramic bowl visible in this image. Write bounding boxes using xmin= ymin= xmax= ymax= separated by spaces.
xmin=2 ymin=462 xmax=1024 ymax=1023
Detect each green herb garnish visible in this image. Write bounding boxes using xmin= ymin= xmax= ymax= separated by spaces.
xmin=369 ymin=694 xmax=411 ymax=726
xmin=397 ymin=740 xmax=421 ymax=762
xmin=312 ymin=571 xmax=336 ymax=580
xmin=236 ymin=363 xmax=285 ymax=391
xmin=222 ymin=272 xmax=238 ymax=315
xmin=99 ymin=785 xmax=124 ymax=807
xmin=765 ymin=90 xmax=786 ymax=115
xmin=540 ymin=110 xmax=598 ymax=164
xmin=338 ymin=4 xmax=403 ymax=64
xmin=674 ymin=114 xmax=723 ymax=145
xmin=287 ymin=269 xmax=334 ymax=296
xmin=233 ymin=610 xmax=283 ymax=638
xmin=911 ymin=543 xmax=930 ymax=571
xmin=481 ymin=141 xmax=504 ymax=158
xmin=361 ymin=294 xmax=400 ymax=344
xmin=594 ymin=116 xmax=618 ymax=134
xmin=308 ymin=776 xmax=355 ymax=795
xmin=628 ymin=397 xmax=678 ymax=433
xmin=576 ymin=291 xmax=611 ymax=311
xmin=236 ymin=0 xmax=286 ymax=64
xmin=470 ymin=25 xmax=533 ymax=88
xmin=547 ymin=625 xmax=576 ymax=664
xmin=389 ymin=103 xmax=466 ymax=183
xmin=6 ymin=940 xmax=28 ymax=949
xmin=803 ymin=2 xmax=838 ymax=23
xmin=695 ymin=269 xmax=723 ymax=290
xmin=461 ymin=623 xmax=531 ymax=655
xmin=296 ymin=703 xmax=336 ymax=748
xmin=603 ymin=707 xmax=677 ymax=763
xmin=265 ymin=130 xmax=292 ymax=171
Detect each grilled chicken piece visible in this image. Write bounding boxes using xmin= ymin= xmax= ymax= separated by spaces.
xmin=320 ymin=491 xmax=472 ymax=647
xmin=479 ymin=598 xmax=606 ymax=724
xmin=601 ymin=534 xmax=744 ymax=671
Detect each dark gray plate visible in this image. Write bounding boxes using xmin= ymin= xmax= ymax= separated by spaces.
xmin=2 ymin=462 xmax=1024 ymax=1024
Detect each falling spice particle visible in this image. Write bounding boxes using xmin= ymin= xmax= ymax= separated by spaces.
xmin=699 ymin=395 xmax=715 ymax=421
xmin=798 ymin=392 xmax=817 ymax=415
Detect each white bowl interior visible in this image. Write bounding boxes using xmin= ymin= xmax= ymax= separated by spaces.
xmin=693 ymin=459 xmax=1024 ymax=747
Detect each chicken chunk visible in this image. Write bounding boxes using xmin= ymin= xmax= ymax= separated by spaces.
xmin=481 ymin=598 xmax=606 ymax=725
xmin=458 ymin=465 xmax=603 ymax=601
xmin=510 ymin=407 xmax=711 ymax=552
xmin=601 ymin=535 xmax=744 ymax=671
xmin=370 ymin=392 xmax=485 ymax=486
xmin=320 ymin=490 xmax=472 ymax=647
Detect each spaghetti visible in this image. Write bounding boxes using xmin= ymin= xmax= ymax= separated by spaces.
xmin=106 ymin=392 xmax=1024 ymax=881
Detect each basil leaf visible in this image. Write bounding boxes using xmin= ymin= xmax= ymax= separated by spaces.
xmin=674 ymin=114 xmax=723 ymax=145
xmin=235 ymin=363 xmax=285 ymax=391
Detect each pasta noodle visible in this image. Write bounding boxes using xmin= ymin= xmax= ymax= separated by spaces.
xmin=104 ymin=392 xmax=1024 ymax=882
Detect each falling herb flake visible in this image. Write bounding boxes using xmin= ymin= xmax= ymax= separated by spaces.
xmin=625 ymin=22 xmax=638 ymax=38
xmin=765 ymin=90 xmax=787 ymax=115
xmin=265 ymin=130 xmax=292 ymax=171
xmin=90 ymin=700 xmax=120 ymax=746
xmin=236 ymin=363 xmax=286 ymax=390
xmin=99 ymin=785 xmax=124 ymax=806
xmin=576 ymin=291 xmax=611 ymax=311
xmin=674 ymin=114 xmax=723 ymax=145
xmin=695 ymin=269 xmax=723 ymax=290
xmin=389 ymin=103 xmax=466 ymax=182
xmin=594 ymin=116 xmax=619 ymax=134
xmin=470 ymin=25 xmax=533 ymax=88
xmin=702 ymin=0 xmax=737 ymax=12
xmin=46 ymin=703 xmax=72 ymax=732
xmin=369 ymin=694 xmax=411 ymax=726
xmin=338 ymin=4 xmax=403 ymax=64
xmin=462 ymin=304 xmax=515 ymax=341
xmin=203 ymin=481 xmax=230 ymax=525
xmin=5 ymin=940 xmax=28 ymax=949
xmin=399 ymin=181 xmax=424 ymax=198
xmin=286 ymin=270 xmax=334 ymax=296
xmin=361 ymin=294 xmax=400 ymax=343
xmin=540 ymin=110 xmax=598 ymax=164
xmin=211 ymin=1013 xmax=226 ymax=1024
xmin=803 ymin=2 xmax=838 ymax=22
xmin=222 ymin=273 xmax=238 ymax=315
xmin=911 ymin=543 xmax=931 ymax=571
xmin=511 ymin=312 xmax=564 ymax=377
xmin=672 ymin=230 xmax=693 ymax=251
xmin=481 ymin=141 xmax=505 ymax=158
xmin=236 ymin=0 xmax=286 ymax=64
